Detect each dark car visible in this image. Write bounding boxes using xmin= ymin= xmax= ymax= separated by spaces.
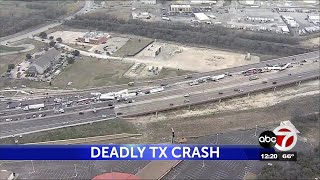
xmin=272 ymin=82 xmax=277 ymax=84
xmin=116 ymin=112 xmax=123 ymax=115
xmin=218 ymin=92 xmax=223 ymax=95
xmin=170 ymin=103 xmax=174 ymax=106
xmin=79 ymin=112 xmax=84 ymax=115
xmin=262 ymin=81 xmax=268 ymax=84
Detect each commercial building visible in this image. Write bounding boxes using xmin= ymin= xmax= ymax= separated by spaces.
xmin=194 ymin=13 xmax=210 ymax=22
xmin=279 ymin=26 xmax=290 ymax=34
xmin=28 ymin=49 xmax=61 ymax=75
xmin=77 ymin=31 xmax=110 ymax=45
xmin=170 ymin=5 xmax=192 ymax=13
xmin=191 ymin=0 xmax=217 ymax=5
xmin=144 ymin=44 xmax=162 ymax=57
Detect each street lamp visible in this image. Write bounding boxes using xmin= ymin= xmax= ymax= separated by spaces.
xmin=254 ymin=125 xmax=258 ymax=137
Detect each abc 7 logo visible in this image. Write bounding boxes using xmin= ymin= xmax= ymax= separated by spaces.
xmin=259 ymin=125 xmax=297 ymax=151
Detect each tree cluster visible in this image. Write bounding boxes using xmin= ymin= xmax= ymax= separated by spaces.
xmin=65 ymin=14 xmax=310 ymax=56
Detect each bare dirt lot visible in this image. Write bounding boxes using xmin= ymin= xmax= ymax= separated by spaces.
xmin=52 ymin=57 xmax=134 ymax=89
xmin=135 ymin=42 xmax=260 ymax=72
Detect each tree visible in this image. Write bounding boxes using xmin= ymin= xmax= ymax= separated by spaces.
xmin=56 ymin=37 xmax=62 ymax=43
xmin=39 ymin=31 xmax=47 ymax=39
xmin=49 ymin=36 xmax=54 ymax=40
xmin=8 ymin=64 xmax=15 ymax=70
xmin=49 ymin=41 xmax=56 ymax=47
xmin=67 ymin=57 xmax=75 ymax=64
xmin=73 ymin=50 xmax=80 ymax=56
xmin=26 ymin=53 xmax=32 ymax=59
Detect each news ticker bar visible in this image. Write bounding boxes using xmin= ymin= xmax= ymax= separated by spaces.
xmin=260 ymin=152 xmax=297 ymax=161
xmin=0 ymin=144 xmax=277 ymax=160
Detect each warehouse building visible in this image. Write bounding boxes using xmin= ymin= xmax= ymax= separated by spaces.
xmin=28 ymin=49 xmax=61 ymax=75
xmin=191 ymin=0 xmax=217 ymax=5
xmin=170 ymin=5 xmax=192 ymax=13
xmin=77 ymin=31 xmax=110 ymax=45
xmin=194 ymin=13 xmax=210 ymax=23
xmin=144 ymin=44 xmax=162 ymax=58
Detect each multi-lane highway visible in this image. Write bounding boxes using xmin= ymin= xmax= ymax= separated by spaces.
xmin=0 ymin=51 xmax=319 ymax=139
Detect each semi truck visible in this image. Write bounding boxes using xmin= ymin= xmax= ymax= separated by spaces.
xmin=210 ymin=74 xmax=225 ymax=81
xmin=150 ymin=87 xmax=165 ymax=94
xmin=24 ymin=103 xmax=44 ymax=111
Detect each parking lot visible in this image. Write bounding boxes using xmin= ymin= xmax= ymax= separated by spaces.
xmin=163 ymin=127 xmax=312 ymax=180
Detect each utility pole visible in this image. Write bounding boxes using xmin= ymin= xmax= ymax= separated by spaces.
xmin=254 ymin=125 xmax=258 ymax=137
xmin=72 ymin=164 xmax=77 ymax=178
xmin=29 ymin=160 xmax=35 ymax=174
xmin=216 ymin=134 xmax=219 ymax=144
xmin=171 ymin=128 xmax=175 ymax=144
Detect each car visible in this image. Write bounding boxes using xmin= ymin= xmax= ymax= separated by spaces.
xmin=32 ymin=114 xmax=37 ymax=118
xmin=234 ymin=88 xmax=239 ymax=91
xmin=116 ymin=112 xmax=123 ymax=115
xmin=160 ymin=84 xmax=168 ymax=87
xmin=262 ymin=81 xmax=268 ymax=84
xmin=218 ymin=92 xmax=223 ymax=95
xmin=184 ymin=99 xmax=190 ymax=103
xmin=5 ymin=118 xmax=13 ymax=122
xmin=0 ymin=112 xmax=7 ymax=116
xmin=170 ymin=103 xmax=174 ymax=106
xmin=288 ymin=73 xmax=292 ymax=76
xmin=147 ymin=80 xmax=153 ymax=83
xmin=298 ymin=75 xmax=302 ymax=78
xmin=184 ymin=75 xmax=192 ymax=79
xmin=184 ymin=93 xmax=190 ymax=97
xmin=272 ymin=82 xmax=277 ymax=84
xmin=79 ymin=112 xmax=84 ymax=115
xmin=102 ymin=115 xmax=107 ymax=118
xmin=238 ymin=89 xmax=244 ymax=92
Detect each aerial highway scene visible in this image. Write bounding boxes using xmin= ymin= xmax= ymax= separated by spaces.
xmin=0 ymin=0 xmax=319 ymax=180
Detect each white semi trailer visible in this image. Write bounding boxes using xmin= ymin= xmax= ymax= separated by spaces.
xmin=210 ymin=74 xmax=225 ymax=81
xmin=24 ymin=103 xmax=44 ymax=111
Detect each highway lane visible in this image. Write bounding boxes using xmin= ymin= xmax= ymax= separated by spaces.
xmin=131 ymin=64 xmax=319 ymax=103
xmin=116 ymin=69 xmax=319 ymax=117
xmin=0 ymin=69 xmax=318 ymax=138
xmin=1 ymin=51 xmax=317 ymax=109
xmin=0 ymin=107 xmax=115 ymax=138
xmin=1 ymin=62 xmax=309 ymax=119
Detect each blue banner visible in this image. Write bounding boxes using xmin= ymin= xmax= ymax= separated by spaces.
xmin=0 ymin=144 xmax=274 ymax=160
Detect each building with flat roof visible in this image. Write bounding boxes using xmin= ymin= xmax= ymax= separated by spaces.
xmin=77 ymin=31 xmax=110 ymax=45
xmin=170 ymin=4 xmax=192 ymax=13
xmin=191 ymin=0 xmax=217 ymax=5
xmin=279 ymin=26 xmax=290 ymax=34
xmin=144 ymin=44 xmax=162 ymax=58
xmin=307 ymin=15 xmax=320 ymax=25
xmin=194 ymin=13 xmax=210 ymax=22
xmin=28 ymin=49 xmax=61 ymax=75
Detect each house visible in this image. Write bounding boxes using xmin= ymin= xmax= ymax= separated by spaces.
xmin=28 ymin=49 xmax=61 ymax=75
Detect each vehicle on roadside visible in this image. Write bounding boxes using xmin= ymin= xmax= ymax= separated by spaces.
xmin=184 ymin=93 xmax=190 ymax=97
xmin=249 ymin=76 xmax=259 ymax=81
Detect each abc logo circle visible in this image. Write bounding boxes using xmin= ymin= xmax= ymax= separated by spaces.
xmin=258 ymin=131 xmax=277 ymax=148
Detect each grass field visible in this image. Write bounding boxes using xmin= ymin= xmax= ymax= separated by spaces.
xmin=0 ymin=39 xmax=47 ymax=75
xmin=112 ymin=38 xmax=154 ymax=57
xmin=0 ymin=45 xmax=24 ymax=53
xmin=0 ymin=119 xmax=137 ymax=144
xmin=52 ymin=57 xmax=134 ymax=89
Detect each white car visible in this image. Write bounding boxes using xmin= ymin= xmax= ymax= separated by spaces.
xmin=184 ymin=93 xmax=190 ymax=97
xmin=102 ymin=115 xmax=107 ymax=118
xmin=5 ymin=118 xmax=13 ymax=122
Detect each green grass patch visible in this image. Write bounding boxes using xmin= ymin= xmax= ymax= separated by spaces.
xmin=0 ymin=45 xmax=25 ymax=53
xmin=0 ymin=119 xmax=137 ymax=144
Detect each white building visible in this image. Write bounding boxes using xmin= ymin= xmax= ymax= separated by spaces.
xmin=279 ymin=26 xmax=290 ymax=34
xmin=170 ymin=5 xmax=192 ymax=13
xmin=144 ymin=44 xmax=162 ymax=57
xmin=240 ymin=0 xmax=255 ymax=4
xmin=191 ymin=0 xmax=217 ymax=5
xmin=194 ymin=13 xmax=210 ymax=22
